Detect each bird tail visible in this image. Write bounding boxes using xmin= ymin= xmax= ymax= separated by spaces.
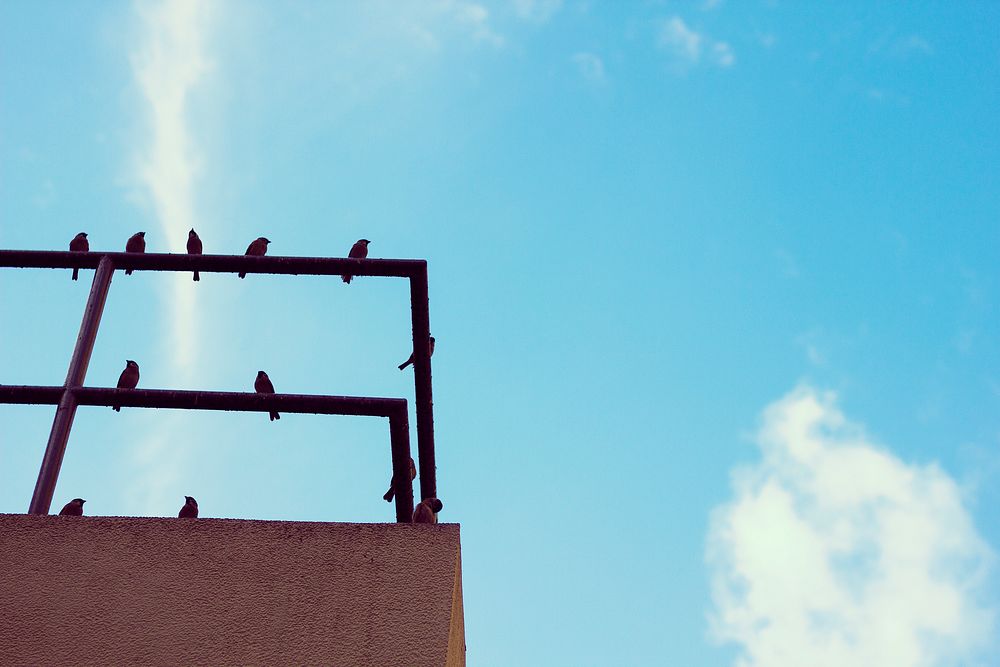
xmin=72 ymin=268 xmax=79 ymax=281
xmin=383 ymin=487 xmax=395 ymax=502
xmin=398 ymin=359 xmax=412 ymax=371
xmin=342 ymin=274 xmax=352 ymax=284
xmin=193 ymin=271 xmax=200 ymax=281
xmin=270 ymin=411 xmax=280 ymax=421
xmin=238 ymin=272 xmax=246 ymax=279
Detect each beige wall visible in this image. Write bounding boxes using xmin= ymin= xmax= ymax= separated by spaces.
xmin=0 ymin=514 xmax=464 ymax=667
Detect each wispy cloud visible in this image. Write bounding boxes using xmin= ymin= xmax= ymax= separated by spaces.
xmin=707 ymin=387 xmax=997 ymax=666
xmin=512 ymin=0 xmax=562 ymax=23
xmin=572 ymin=51 xmax=606 ymax=84
xmin=128 ymin=0 xmax=214 ymax=512
xmin=439 ymin=0 xmax=504 ymax=47
xmin=658 ymin=16 xmax=734 ymax=69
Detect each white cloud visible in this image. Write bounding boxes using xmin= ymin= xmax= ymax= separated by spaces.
xmin=572 ymin=51 xmax=606 ymax=84
xmin=707 ymin=387 xmax=997 ymax=667
xmin=512 ymin=0 xmax=562 ymax=23
xmin=658 ymin=16 xmax=734 ymax=69
xmin=439 ymin=0 xmax=504 ymax=47
xmin=128 ymin=0 xmax=214 ymax=512
xmin=659 ymin=17 xmax=702 ymax=64
xmin=712 ymin=41 xmax=735 ymax=67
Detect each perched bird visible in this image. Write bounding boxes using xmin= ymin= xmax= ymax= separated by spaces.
xmin=59 ymin=498 xmax=86 ymax=516
xmin=398 ymin=336 xmax=436 ymax=371
xmin=342 ymin=238 xmax=370 ymax=284
xmin=124 ymin=231 xmax=146 ymax=275
xmin=254 ymin=370 xmax=280 ymax=421
xmin=412 ymin=497 xmax=443 ymax=524
xmin=239 ymin=237 xmax=270 ymax=278
xmin=178 ymin=496 xmax=199 ymax=518
xmin=186 ymin=228 xmax=203 ymax=281
xmin=69 ymin=232 xmax=89 ymax=281
xmin=384 ymin=457 xmax=417 ymax=502
xmin=112 ymin=360 xmax=140 ymax=412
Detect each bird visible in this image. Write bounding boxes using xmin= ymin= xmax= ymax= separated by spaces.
xmin=412 ymin=498 xmax=443 ymax=524
xmin=342 ymin=238 xmax=370 ymax=284
xmin=187 ymin=229 xmax=203 ymax=281
xmin=239 ymin=237 xmax=270 ymax=278
xmin=124 ymin=231 xmax=146 ymax=275
xmin=384 ymin=457 xmax=417 ymax=502
xmin=69 ymin=232 xmax=89 ymax=281
xmin=398 ymin=336 xmax=435 ymax=371
xmin=59 ymin=498 xmax=86 ymax=516
xmin=178 ymin=496 xmax=199 ymax=518
xmin=113 ymin=360 xmax=140 ymax=411
xmin=254 ymin=370 xmax=280 ymax=421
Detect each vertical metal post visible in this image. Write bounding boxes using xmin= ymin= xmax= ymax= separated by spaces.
xmin=28 ymin=256 xmax=115 ymax=514
xmin=409 ymin=266 xmax=436 ymax=502
xmin=388 ymin=408 xmax=414 ymax=523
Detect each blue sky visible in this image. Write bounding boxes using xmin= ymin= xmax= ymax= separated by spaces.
xmin=1 ymin=2 xmax=998 ymax=665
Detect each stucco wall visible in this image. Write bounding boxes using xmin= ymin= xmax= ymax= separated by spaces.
xmin=0 ymin=514 xmax=464 ymax=667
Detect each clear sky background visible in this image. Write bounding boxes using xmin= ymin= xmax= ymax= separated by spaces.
xmin=1 ymin=2 xmax=999 ymax=665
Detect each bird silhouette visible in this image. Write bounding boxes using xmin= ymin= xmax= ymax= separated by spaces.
xmin=254 ymin=370 xmax=280 ymax=421
xmin=113 ymin=360 xmax=140 ymax=411
xmin=342 ymin=239 xmax=370 ymax=284
xmin=69 ymin=232 xmax=88 ymax=281
xmin=59 ymin=498 xmax=86 ymax=516
xmin=240 ymin=237 xmax=270 ymax=278
xmin=384 ymin=457 xmax=417 ymax=502
xmin=124 ymin=232 xmax=145 ymax=275
xmin=178 ymin=496 xmax=199 ymax=518
xmin=187 ymin=229 xmax=203 ymax=281
xmin=399 ymin=336 xmax=435 ymax=371
xmin=412 ymin=497 xmax=443 ymax=524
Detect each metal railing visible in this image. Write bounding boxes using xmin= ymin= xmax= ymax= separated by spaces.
xmin=0 ymin=249 xmax=436 ymax=522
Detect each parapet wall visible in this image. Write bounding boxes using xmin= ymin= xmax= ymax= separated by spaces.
xmin=0 ymin=514 xmax=464 ymax=667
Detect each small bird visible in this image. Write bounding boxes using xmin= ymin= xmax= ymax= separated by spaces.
xmin=178 ymin=496 xmax=199 ymax=518
xmin=69 ymin=232 xmax=89 ymax=281
xmin=239 ymin=237 xmax=270 ymax=278
xmin=124 ymin=231 xmax=146 ymax=275
xmin=59 ymin=498 xmax=86 ymax=516
xmin=384 ymin=457 xmax=417 ymax=502
xmin=187 ymin=229 xmax=203 ymax=281
xmin=342 ymin=238 xmax=370 ymax=284
xmin=254 ymin=370 xmax=280 ymax=421
xmin=398 ymin=336 xmax=435 ymax=371
xmin=113 ymin=359 xmax=140 ymax=412
xmin=412 ymin=497 xmax=443 ymax=524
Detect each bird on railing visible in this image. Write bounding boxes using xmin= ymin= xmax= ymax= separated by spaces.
xmin=398 ymin=336 xmax=435 ymax=371
xmin=124 ymin=232 xmax=145 ymax=275
xmin=59 ymin=498 xmax=86 ymax=516
xmin=342 ymin=238 xmax=370 ymax=284
xmin=113 ymin=360 xmax=140 ymax=412
xmin=240 ymin=237 xmax=270 ymax=278
xmin=413 ymin=497 xmax=443 ymax=524
xmin=178 ymin=496 xmax=199 ymax=518
xmin=69 ymin=232 xmax=88 ymax=281
xmin=384 ymin=457 xmax=417 ymax=502
xmin=254 ymin=370 xmax=280 ymax=421
xmin=187 ymin=229 xmax=203 ymax=281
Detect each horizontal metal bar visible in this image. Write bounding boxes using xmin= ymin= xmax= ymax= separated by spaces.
xmin=0 ymin=250 xmax=425 ymax=279
xmin=0 ymin=385 xmax=407 ymax=418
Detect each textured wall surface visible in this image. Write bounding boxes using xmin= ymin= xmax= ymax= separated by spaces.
xmin=0 ymin=514 xmax=464 ymax=667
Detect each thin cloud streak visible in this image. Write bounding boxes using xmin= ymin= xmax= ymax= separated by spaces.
xmin=707 ymin=386 xmax=996 ymax=667
xmin=131 ymin=0 xmax=212 ymax=374
xmin=128 ymin=0 xmax=214 ymax=513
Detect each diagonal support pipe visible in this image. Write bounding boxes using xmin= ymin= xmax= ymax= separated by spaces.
xmin=28 ymin=256 xmax=115 ymax=514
